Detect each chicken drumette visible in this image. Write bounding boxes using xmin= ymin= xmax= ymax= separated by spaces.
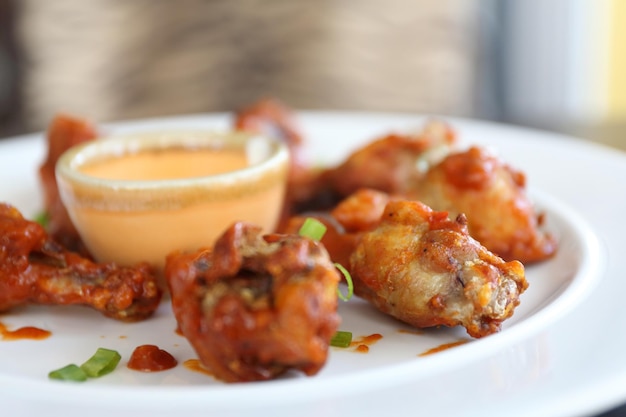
xmin=349 ymin=200 xmax=528 ymax=338
xmin=412 ymin=146 xmax=557 ymax=263
xmin=0 ymin=203 xmax=162 ymax=321
xmin=38 ymin=114 xmax=98 ymax=255
xmin=165 ymin=222 xmax=341 ymax=382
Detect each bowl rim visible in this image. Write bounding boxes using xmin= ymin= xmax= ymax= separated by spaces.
xmin=55 ymin=129 xmax=290 ymax=191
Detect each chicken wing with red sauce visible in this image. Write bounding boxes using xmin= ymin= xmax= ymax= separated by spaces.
xmin=350 ymin=200 xmax=528 ymax=338
xmin=165 ymin=222 xmax=341 ymax=382
xmin=39 ymin=114 xmax=98 ymax=254
xmin=411 ymin=146 xmax=557 ymax=263
xmin=0 ymin=203 xmax=162 ymax=321
xmin=320 ymin=120 xmax=456 ymax=199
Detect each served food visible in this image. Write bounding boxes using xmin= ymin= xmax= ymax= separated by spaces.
xmin=350 ymin=200 xmax=527 ymax=338
xmin=38 ymin=114 xmax=99 ymax=255
xmin=0 ymin=98 xmax=558 ymax=383
xmin=165 ymin=222 xmax=341 ymax=382
xmin=55 ymin=129 xmax=289 ymax=271
xmin=0 ymin=203 xmax=162 ymax=321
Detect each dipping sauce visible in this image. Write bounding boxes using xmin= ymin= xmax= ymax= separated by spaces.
xmin=80 ymin=148 xmax=249 ymax=180
xmin=0 ymin=321 xmax=51 ymax=341
xmin=183 ymin=359 xmax=214 ymax=377
xmin=57 ymin=131 xmax=289 ymax=271
xmin=350 ymin=333 xmax=383 ymax=353
xmin=127 ymin=344 xmax=178 ymax=372
xmin=418 ymin=339 xmax=469 ymax=356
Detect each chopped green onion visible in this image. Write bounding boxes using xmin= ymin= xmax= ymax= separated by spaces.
xmin=330 ymin=330 xmax=353 ymax=348
xmin=335 ymin=263 xmax=354 ymax=301
xmin=298 ymin=217 xmax=354 ymax=301
xmin=48 ymin=364 xmax=88 ymax=382
xmin=80 ymin=347 xmax=121 ymax=377
xmin=298 ymin=217 xmax=327 ymax=241
xmin=33 ymin=211 xmax=50 ymax=228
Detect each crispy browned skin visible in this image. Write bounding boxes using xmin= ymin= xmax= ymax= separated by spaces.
xmin=350 ymin=200 xmax=528 ymax=338
xmin=39 ymin=114 xmax=98 ymax=254
xmin=411 ymin=146 xmax=557 ymax=263
xmin=165 ymin=222 xmax=341 ymax=383
xmin=312 ymin=118 xmax=556 ymax=264
xmin=0 ymin=203 xmax=162 ymax=321
xmin=321 ymin=120 xmax=456 ymax=198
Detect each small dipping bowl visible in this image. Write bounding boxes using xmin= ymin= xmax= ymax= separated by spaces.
xmin=56 ymin=130 xmax=289 ymax=271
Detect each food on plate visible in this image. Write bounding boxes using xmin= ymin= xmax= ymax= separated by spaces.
xmin=350 ymin=200 xmax=528 ymax=338
xmin=165 ymin=221 xmax=341 ymax=382
xmin=285 ymin=189 xmax=528 ymax=338
xmin=320 ymin=120 xmax=457 ymax=199
xmin=410 ymin=145 xmax=557 ymax=263
xmin=38 ymin=114 xmax=98 ymax=256
xmin=293 ymin=118 xmax=556 ymax=264
xmin=0 ymin=203 xmax=162 ymax=321
xmin=55 ymin=130 xmax=289 ymax=272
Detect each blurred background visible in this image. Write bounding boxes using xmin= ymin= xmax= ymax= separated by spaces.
xmin=0 ymin=0 xmax=624 ymax=153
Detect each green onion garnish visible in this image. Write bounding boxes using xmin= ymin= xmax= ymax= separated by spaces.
xmin=334 ymin=262 xmax=354 ymax=301
xmin=297 ymin=217 xmax=327 ymax=241
xmin=80 ymin=347 xmax=121 ymax=377
xmin=33 ymin=211 xmax=50 ymax=228
xmin=330 ymin=330 xmax=353 ymax=348
xmin=49 ymin=347 xmax=121 ymax=382
xmin=48 ymin=364 xmax=88 ymax=382
xmin=297 ymin=217 xmax=354 ymax=301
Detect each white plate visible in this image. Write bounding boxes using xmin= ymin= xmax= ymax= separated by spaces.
xmin=0 ymin=112 xmax=622 ymax=417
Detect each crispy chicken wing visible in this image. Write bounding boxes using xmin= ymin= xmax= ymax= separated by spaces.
xmin=350 ymin=200 xmax=528 ymax=338
xmin=165 ymin=222 xmax=341 ymax=382
xmin=0 ymin=203 xmax=162 ymax=321
xmin=412 ymin=146 xmax=557 ymax=263
xmin=321 ymin=120 xmax=456 ymax=199
xmin=39 ymin=114 xmax=98 ymax=254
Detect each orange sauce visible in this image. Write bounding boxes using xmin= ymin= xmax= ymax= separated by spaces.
xmin=183 ymin=359 xmax=214 ymax=377
xmin=418 ymin=339 xmax=469 ymax=357
xmin=80 ymin=148 xmax=249 ymax=180
xmin=127 ymin=344 xmax=178 ymax=372
xmin=0 ymin=321 xmax=51 ymax=341
xmin=350 ymin=333 xmax=383 ymax=353
xmin=67 ymin=146 xmax=287 ymax=271
xmin=398 ymin=328 xmax=424 ymax=336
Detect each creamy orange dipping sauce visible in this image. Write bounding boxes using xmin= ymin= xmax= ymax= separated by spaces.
xmin=57 ymin=131 xmax=289 ymax=273
xmin=80 ymin=148 xmax=249 ymax=180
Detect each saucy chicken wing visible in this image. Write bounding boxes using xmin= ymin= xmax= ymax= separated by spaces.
xmin=165 ymin=222 xmax=341 ymax=382
xmin=412 ymin=146 xmax=557 ymax=263
xmin=39 ymin=114 xmax=98 ymax=254
xmin=350 ymin=200 xmax=528 ymax=338
xmin=321 ymin=119 xmax=457 ymax=199
xmin=0 ymin=203 xmax=162 ymax=320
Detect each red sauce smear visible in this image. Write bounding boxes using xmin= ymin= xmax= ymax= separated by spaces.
xmin=350 ymin=333 xmax=383 ymax=353
xmin=183 ymin=359 xmax=214 ymax=377
xmin=0 ymin=321 xmax=51 ymax=341
xmin=127 ymin=344 xmax=178 ymax=372
xmin=418 ymin=339 xmax=469 ymax=356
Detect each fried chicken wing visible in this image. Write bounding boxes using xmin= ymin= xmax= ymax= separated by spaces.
xmin=0 ymin=203 xmax=162 ymax=321
xmin=412 ymin=146 xmax=557 ymax=263
xmin=39 ymin=114 xmax=98 ymax=254
xmin=350 ymin=200 xmax=528 ymax=338
xmin=165 ymin=222 xmax=341 ymax=382
xmin=321 ymin=120 xmax=456 ymax=199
